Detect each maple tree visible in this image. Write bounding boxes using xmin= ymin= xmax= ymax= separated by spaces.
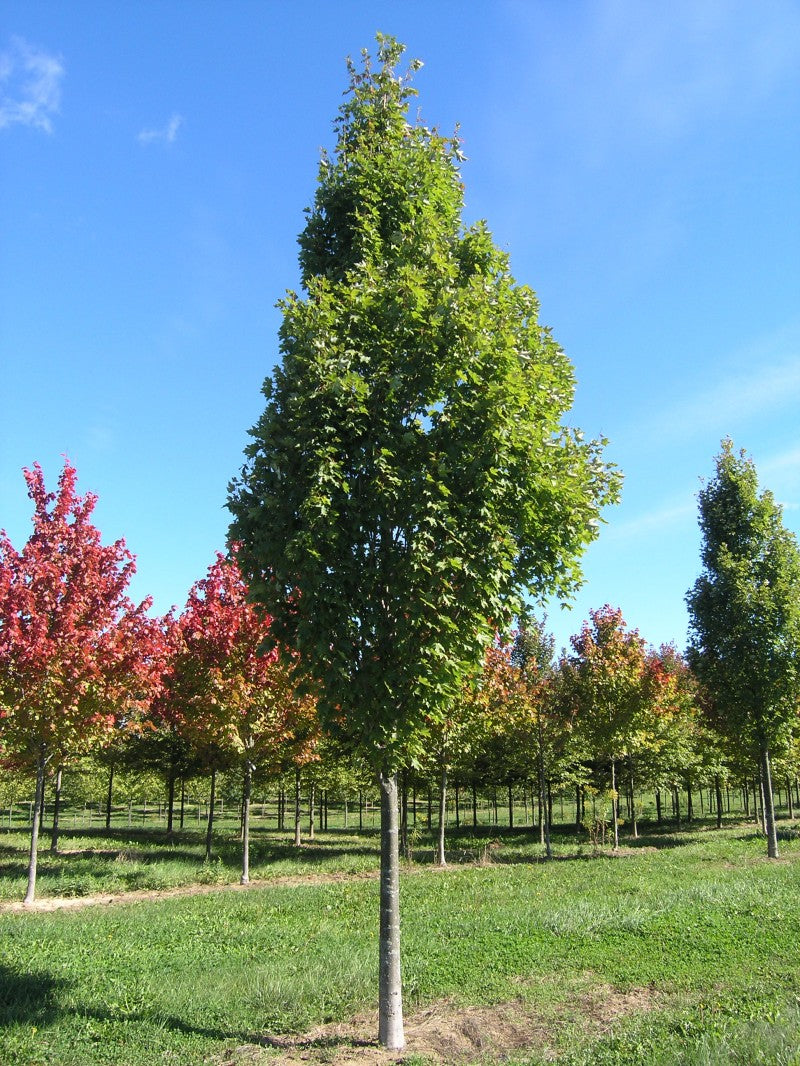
xmin=228 ymin=37 xmax=619 ymax=1048
xmin=173 ymin=551 xmax=316 ymax=880
xmin=0 ymin=461 xmax=165 ymax=903
xmin=562 ymin=606 xmax=647 ymax=849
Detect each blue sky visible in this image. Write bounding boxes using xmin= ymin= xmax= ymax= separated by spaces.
xmin=2 ymin=1 xmax=799 ymax=656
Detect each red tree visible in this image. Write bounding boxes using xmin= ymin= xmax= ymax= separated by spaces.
xmin=174 ymin=551 xmax=316 ymax=879
xmin=0 ymin=461 xmax=165 ymax=903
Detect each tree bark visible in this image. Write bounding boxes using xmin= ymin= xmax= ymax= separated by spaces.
xmin=377 ymin=771 xmax=404 ymax=1050
xmin=241 ymin=759 xmax=253 ymax=884
xmin=436 ymin=763 xmax=447 ymax=866
xmin=715 ymin=775 xmax=723 ymax=830
xmin=50 ymin=765 xmax=63 ymax=853
xmin=105 ymin=761 xmax=115 ymax=830
xmin=787 ymin=777 xmax=794 ymax=821
xmin=611 ymin=757 xmax=619 ymax=850
xmin=24 ymin=745 xmax=48 ymax=904
xmin=655 ymin=787 xmax=662 ymax=824
xmin=294 ymin=768 xmax=302 ymax=846
xmin=205 ymin=768 xmax=217 ymax=861
xmin=760 ymin=746 xmax=779 ymax=859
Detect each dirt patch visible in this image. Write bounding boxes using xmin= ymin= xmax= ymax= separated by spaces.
xmin=0 ymin=869 xmax=380 ymax=914
xmin=211 ymin=985 xmax=660 ymax=1065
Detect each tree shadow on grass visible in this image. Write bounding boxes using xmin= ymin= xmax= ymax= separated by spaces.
xmin=0 ymin=963 xmax=69 ymax=1028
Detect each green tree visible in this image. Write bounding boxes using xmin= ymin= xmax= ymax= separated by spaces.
xmin=686 ymin=440 xmax=800 ymax=858
xmin=228 ymin=36 xmax=619 ymax=1048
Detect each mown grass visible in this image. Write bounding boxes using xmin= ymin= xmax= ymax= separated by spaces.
xmin=1 ymin=820 xmax=799 ymax=1064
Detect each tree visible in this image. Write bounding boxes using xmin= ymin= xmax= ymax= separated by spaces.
xmin=228 ymin=36 xmax=619 ymax=1049
xmin=0 ymin=461 xmax=164 ymax=902
xmin=562 ymin=606 xmax=647 ymax=849
xmin=174 ymin=551 xmax=315 ymax=880
xmin=686 ymin=440 xmax=800 ymax=859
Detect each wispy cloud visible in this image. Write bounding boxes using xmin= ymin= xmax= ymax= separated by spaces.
xmin=644 ymin=322 xmax=800 ymax=442
xmin=0 ymin=36 xmax=64 ymax=133
xmin=138 ymin=113 xmax=183 ymax=146
xmin=606 ymin=497 xmax=696 ymax=543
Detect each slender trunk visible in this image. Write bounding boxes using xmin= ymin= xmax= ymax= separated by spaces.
xmin=715 ymin=775 xmax=723 ymax=830
xmin=294 ymin=768 xmax=302 ymax=846
xmin=686 ymin=780 xmax=694 ymax=823
xmin=655 ymin=788 xmax=662 ymax=824
xmin=761 ymin=746 xmax=778 ymax=859
xmin=105 ymin=761 xmax=114 ymax=830
xmin=359 ymin=789 xmax=363 ymax=830
xmin=241 ymin=759 xmax=253 ymax=884
xmin=309 ymin=783 xmax=315 ymax=840
xmin=400 ymin=771 xmax=408 ymax=858
xmin=166 ymin=760 xmax=177 ymax=835
xmin=787 ymin=778 xmax=794 ymax=821
xmin=180 ymin=778 xmax=186 ymax=829
xmin=436 ymin=763 xmax=447 ymax=866
xmin=24 ymin=745 xmax=47 ymax=904
xmin=50 ymin=765 xmax=63 ymax=853
xmin=756 ymin=774 xmax=766 ymax=833
xmin=205 ymin=768 xmax=217 ymax=861
xmin=377 ymin=771 xmax=404 ymax=1050
xmin=538 ymin=751 xmax=551 ymax=859
xmin=611 ymin=757 xmax=619 ymax=850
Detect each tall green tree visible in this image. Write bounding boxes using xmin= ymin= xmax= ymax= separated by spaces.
xmin=686 ymin=440 xmax=800 ymax=858
xmin=228 ymin=36 xmax=619 ymax=1048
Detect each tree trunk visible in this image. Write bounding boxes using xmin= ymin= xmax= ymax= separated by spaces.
xmin=241 ymin=759 xmax=253 ymax=884
xmin=294 ymin=768 xmax=302 ymax=846
xmin=760 ymin=746 xmax=779 ymax=859
xmin=686 ymin=780 xmax=694 ymax=822
xmin=50 ymin=765 xmax=63 ymax=853
xmin=166 ymin=760 xmax=177 ymax=835
xmin=24 ymin=745 xmax=48 ymax=904
xmin=377 ymin=771 xmax=404 ymax=1050
xmin=205 ymin=768 xmax=217 ymax=861
xmin=105 ymin=761 xmax=114 ymax=830
xmin=655 ymin=788 xmax=662 ymax=824
xmin=715 ymin=775 xmax=723 ymax=830
xmin=400 ymin=771 xmax=408 ymax=858
xmin=180 ymin=778 xmax=186 ymax=829
xmin=436 ymin=763 xmax=447 ymax=866
xmin=787 ymin=777 xmax=794 ymax=821
xmin=309 ymin=783 xmax=316 ymax=840
xmin=611 ymin=757 xmax=620 ymax=850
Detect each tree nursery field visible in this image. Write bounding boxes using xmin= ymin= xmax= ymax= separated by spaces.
xmin=1 ymin=812 xmax=799 ymax=1066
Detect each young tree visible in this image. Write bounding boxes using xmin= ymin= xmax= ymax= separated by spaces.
xmin=228 ymin=37 xmax=619 ymax=1048
xmin=563 ymin=606 xmax=647 ymax=849
xmin=0 ymin=461 xmax=164 ymax=902
xmin=686 ymin=441 xmax=800 ymax=858
xmin=174 ymin=552 xmax=315 ymax=880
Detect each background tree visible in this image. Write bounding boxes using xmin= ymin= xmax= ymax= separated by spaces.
xmin=562 ymin=606 xmax=647 ymax=849
xmin=174 ymin=551 xmax=315 ymax=881
xmin=0 ymin=461 xmax=164 ymax=902
xmin=228 ymin=36 xmax=619 ymax=1049
xmin=686 ymin=440 xmax=800 ymax=858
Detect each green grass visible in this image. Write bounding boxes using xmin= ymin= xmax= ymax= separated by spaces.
xmin=0 ymin=819 xmax=799 ymax=1064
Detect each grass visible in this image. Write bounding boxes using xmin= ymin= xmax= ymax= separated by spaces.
xmin=0 ymin=816 xmax=799 ymax=1064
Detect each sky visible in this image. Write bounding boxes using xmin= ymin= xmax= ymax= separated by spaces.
xmin=2 ymin=0 xmax=799 ymax=657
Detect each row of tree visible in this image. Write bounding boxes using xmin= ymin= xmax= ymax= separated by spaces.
xmin=2 ymin=451 xmax=799 ymax=904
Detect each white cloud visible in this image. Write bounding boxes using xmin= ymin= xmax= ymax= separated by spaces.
xmin=0 ymin=36 xmax=64 ymax=133
xmin=644 ymin=322 xmax=800 ymax=441
xmin=606 ymin=497 xmax=696 ymax=542
xmin=138 ymin=113 xmax=183 ymax=145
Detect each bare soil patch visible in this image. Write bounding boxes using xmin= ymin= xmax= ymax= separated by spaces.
xmin=0 ymin=869 xmax=380 ymax=913
xmin=212 ymin=985 xmax=660 ymax=1065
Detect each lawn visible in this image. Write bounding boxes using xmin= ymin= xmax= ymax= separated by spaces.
xmin=1 ymin=817 xmax=799 ymax=1064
